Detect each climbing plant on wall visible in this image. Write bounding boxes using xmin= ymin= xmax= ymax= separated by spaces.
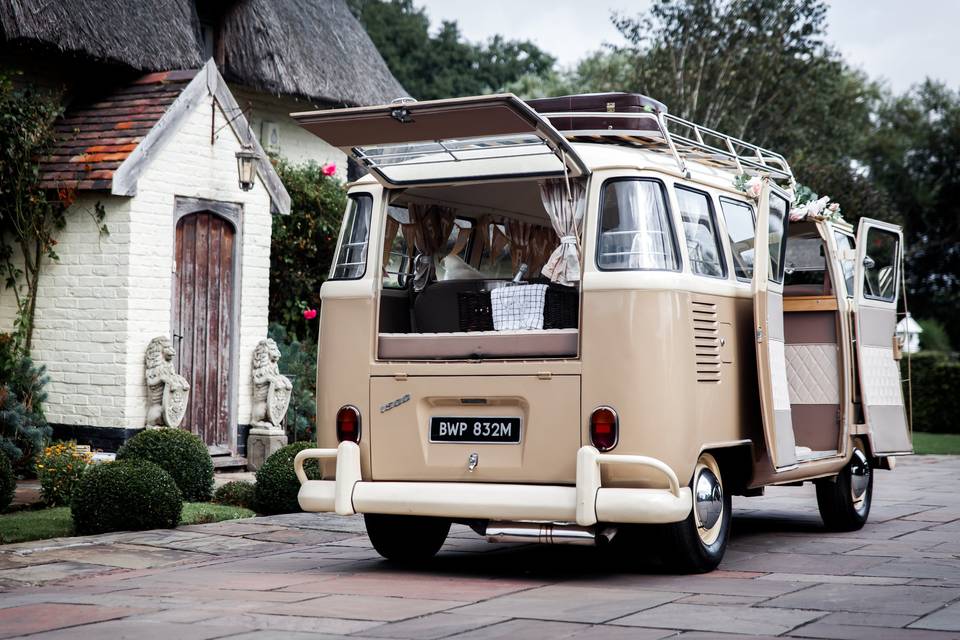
xmin=0 ymin=72 xmax=107 ymax=354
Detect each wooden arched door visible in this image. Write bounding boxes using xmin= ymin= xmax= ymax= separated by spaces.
xmin=172 ymin=210 xmax=236 ymax=453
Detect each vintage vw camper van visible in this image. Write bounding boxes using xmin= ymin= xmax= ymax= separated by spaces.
xmin=290 ymin=93 xmax=911 ymax=572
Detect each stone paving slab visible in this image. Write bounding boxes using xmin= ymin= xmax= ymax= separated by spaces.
xmin=0 ymin=455 xmax=957 ymax=639
xmin=610 ymin=601 xmax=823 ymax=635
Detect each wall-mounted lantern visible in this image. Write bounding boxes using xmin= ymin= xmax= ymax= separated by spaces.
xmin=235 ymin=144 xmax=259 ymax=191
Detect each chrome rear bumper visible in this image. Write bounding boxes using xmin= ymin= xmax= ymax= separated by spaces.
xmin=295 ymin=442 xmax=692 ymax=526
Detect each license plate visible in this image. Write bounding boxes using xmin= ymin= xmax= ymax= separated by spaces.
xmin=429 ymin=417 xmax=521 ymax=443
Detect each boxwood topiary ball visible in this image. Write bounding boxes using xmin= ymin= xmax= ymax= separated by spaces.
xmin=72 ymin=460 xmax=183 ymax=535
xmin=213 ymin=480 xmax=256 ymax=510
xmin=117 ymin=428 xmax=214 ymax=501
xmin=0 ymin=453 xmax=15 ymax=513
xmin=254 ymin=441 xmax=322 ymax=515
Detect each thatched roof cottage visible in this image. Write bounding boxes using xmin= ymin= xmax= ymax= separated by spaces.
xmin=0 ymin=1 xmax=404 ymax=464
xmin=1 ymin=0 xmax=405 ymax=167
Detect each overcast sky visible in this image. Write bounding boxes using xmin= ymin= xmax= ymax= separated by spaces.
xmin=417 ymin=0 xmax=959 ymax=93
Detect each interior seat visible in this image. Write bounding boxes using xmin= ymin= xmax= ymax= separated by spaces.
xmin=413 ymin=280 xmax=491 ymax=333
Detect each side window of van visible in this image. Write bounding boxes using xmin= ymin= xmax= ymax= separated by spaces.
xmin=833 ymin=232 xmax=856 ymax=296
xmin=330 ymin=194 xmax=373 ymax=280
xmin=784 ymin=236 xmax=827 ymax=290
xmin=676 ymin=186 xmax=726 ymax=278
xmin=768 ymin=192 xmax=790 ymax=284
xmin=720 ymin=199 xmax=755 ymax=281
xmin=597 ymin=179 xmax=679 ymax=271
xmin=862 ymin=227 xmax=899 ymax=302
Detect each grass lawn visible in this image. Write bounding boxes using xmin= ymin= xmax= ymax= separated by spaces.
xmin=0 ymin=502 xmax=255 ymax=545
xmin=913 ymin=432 xmax=960 ymax=455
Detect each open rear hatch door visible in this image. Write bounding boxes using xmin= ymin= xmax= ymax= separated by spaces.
xmin=753 ymin=181 xmax=799 ymax=471
xmin=292 ymin=94 xmax=589 ymax=187
xmin=853 ymin=218 xmax=912 ymax=454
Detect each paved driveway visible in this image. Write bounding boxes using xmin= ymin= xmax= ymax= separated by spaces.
xmin=1 ymin=456 xmax=959 ymax=639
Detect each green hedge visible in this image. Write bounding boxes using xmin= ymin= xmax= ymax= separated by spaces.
xmin=0 ymin=453 xmax=15 ymax=513
xmin=254 ymin=441 xmax=321 ymax=515
xmin=213 ymin=480 xmax=256 ymax=510
xmin=906 ymin=352 xmax=960 ymax=433
xmin=72 ymin=460 xmax=182 ymax=534
xmin=117 ymin=428 xmax=214 ymax=501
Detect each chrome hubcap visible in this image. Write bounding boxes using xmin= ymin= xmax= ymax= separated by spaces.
xmin=849 ymin=449 xmax=871 ymax=513
xmin=695 ymin=467 xmax=723 ymax=531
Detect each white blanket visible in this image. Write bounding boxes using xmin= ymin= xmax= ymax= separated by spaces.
xmin=491 ymin=284 xmax=547 ymax=331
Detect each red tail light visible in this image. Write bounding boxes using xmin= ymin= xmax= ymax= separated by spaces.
xmin=590 ymin=406 xmax=618 ymax=452
xmin=336 ymin=406 xmax=361 ymax=443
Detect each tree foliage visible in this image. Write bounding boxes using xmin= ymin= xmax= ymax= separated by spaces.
xmin=862 ymin=81 xmax=960 ymax=344
xmin=268 ymin=323 xmax=317 ymax=443
xmin=269 ymin=160 xmax=347 ymax=338
xmin=918 ymin=318 xmax=952 ymax=353
xmin=348 ymin=0 xmax=555 ymax=100
xmin=605 ymin=0 xmax=878 ymax=167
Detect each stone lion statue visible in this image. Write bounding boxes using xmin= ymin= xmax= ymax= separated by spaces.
xmin=145 ymin=336 xmax=190 ymax=428
xmin=251 ymin=338 xmax=292 ymax=430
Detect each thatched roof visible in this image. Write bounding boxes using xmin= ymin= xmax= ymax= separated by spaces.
xmin=0 ymin=0 xmax=204 ymax=70
xmin=0 ymin=0 xmax=404 ymax=106
xmin=218 ymin=0 xmax=406 ymax=106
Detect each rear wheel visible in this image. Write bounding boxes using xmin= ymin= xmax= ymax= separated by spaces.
xmin=658 ymin=452 xmax=732 ymax=573
xmin=364 ymin=514 xmax=450 ymax=563
xmin=816 ymin=447 xmax=872 ymax=531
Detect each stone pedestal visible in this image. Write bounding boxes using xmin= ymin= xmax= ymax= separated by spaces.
xmin=246 ymin=428 xmax=288 ymax=471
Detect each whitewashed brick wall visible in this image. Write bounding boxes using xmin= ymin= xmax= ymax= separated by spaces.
xmin=3 ymin=88 xmax=276 ymax=442
xmin=9 ymin=194 xmax=134 ymax=428
xmin=124 ymin=91 xmax=274 ymax=429
xmin=232 ymin=87 xmax=348 ymax=179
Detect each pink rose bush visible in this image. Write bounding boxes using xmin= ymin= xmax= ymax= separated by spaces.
xmin=321 ymin=163 xmax=337 ymax=177
xmin=303 ymin=308 xmax=317 ymax=320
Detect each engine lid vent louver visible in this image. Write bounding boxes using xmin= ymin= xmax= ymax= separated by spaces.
xmin=692 ymin=300 xmax=721 ymax=383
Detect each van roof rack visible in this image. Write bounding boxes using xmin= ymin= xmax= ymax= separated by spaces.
xmin=529 ymin=97 xmax=794 ymax=185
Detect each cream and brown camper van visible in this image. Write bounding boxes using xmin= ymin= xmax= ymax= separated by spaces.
xmin=290 ymin=93 xmax=911 ymax=572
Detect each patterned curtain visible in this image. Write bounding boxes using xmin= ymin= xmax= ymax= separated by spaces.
xmin=540 ymin=178 xmax=587 ymax=285
xmin=501 ymin=220 xmax=556 ymax=278
xmin=403 ymin=203 xmax=455 ymax=290
xmin=381 ymin=215 xmax=400 ymax=277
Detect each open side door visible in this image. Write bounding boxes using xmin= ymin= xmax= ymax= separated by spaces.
xmin=292 ymin=94 xmax=589 ymax=187
xmin=753 ymin=181 xmax=798 ymax=470
xmin=854 ymin=218 xmax=912 ymax=454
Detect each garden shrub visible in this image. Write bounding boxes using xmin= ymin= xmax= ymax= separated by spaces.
xmin=0 ymin=452 xmax=15 ymax=513
xmin=72 ymin=460 xmax=182 ymax=535
xmin=254 ymin=441 xmax=321 ymax=515
xmin=268 ymin=323 xmax=317 ymax=442
xmin=213 ymin=480 xmax=256 ymax=510
xmin=116 ymin=428 xmax=214 ymax=501
xmin=35 ymin=441 xmax=91 ymax=506
xmin=907 ymin=352 xmax=960 ymax=434
xmin=917 ymin=319 xmax=952 ymax=352
xmin=0 ymin=334 xmax=52 ymax=471
xmin=269 ymin=160 xmax=346 ymax=338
